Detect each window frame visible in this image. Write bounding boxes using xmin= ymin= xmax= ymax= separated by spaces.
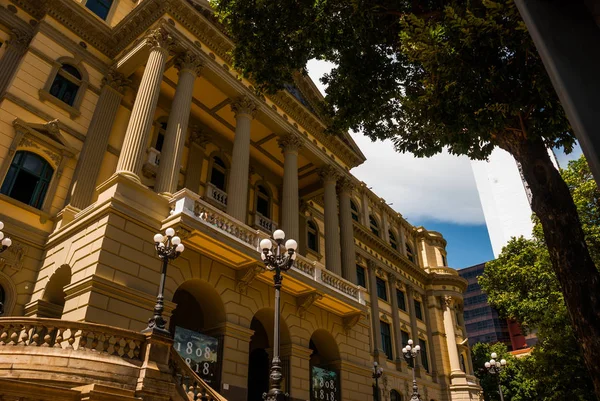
xmin=389 ymin=229 xmax=398 ymax=251
xmin=356 ymin=265 xmax=366 ymax=288
xmin=380 ymin=321 xmax=393 ymax=360
xmin=254 ymin=183 xmax=272 ymax=219
xmin=39 ymin=57 xmax=88 ymax=118
xmin=406 ymin=242 xmax=415 ymax=263
xmin=350 ymin=200 xmax=360 ymax=222
xmin=1 ymin=151 xmax=54 ymax=209
xmin=81 ymin=0 xmax=119 ymax=23
xmin=306 ymin=219 xmax=320 ymax=255
xmin=369 ymin=215 xmax=380 ymax=237
xmin=396 ymin=289 xmax=407 ymax=311
xmin=419 ymin=338 xmax=430 ymax=373
xmin=414 ymin=299 xmax=423 ymax=321
xmin=208 ymin=154 xmax=229 ymax=192
xmin=376 ymin=277 xmax=388 ymax=301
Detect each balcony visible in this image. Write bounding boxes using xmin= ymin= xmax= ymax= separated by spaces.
xmin=166 ymin=190 xmax=366 ymax=316
xmin=254 ymin=212 xmax=277 ymax=233
xmin=205 ymin=182 xmax=228 ymax=209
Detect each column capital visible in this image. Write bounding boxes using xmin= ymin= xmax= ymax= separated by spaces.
xmin=189 ymin=126 xmax=211 ymax=148
xmin=146 ymin=25 xmax=176 ymax=53
xmin=443 ymin=295 xmax=455 ymax=308
xmin=231 ymin=95 xmax=258 ymax=118
xmin=6 ymin=28 xmax=32 ymax=52
xmin=277 ymin=132 xmax=303 ymax=153
xmin=337 ymin=177 xmax=355 ymax=194
xmin=318 ymin=165 xmax=341 ymax=183
xmin=367 ymin=258 xmax=378 ymax=271
xmin=386 ymin=272 xmax=397 ymax=285
xmin=174 ymin=52 xmax=204 ymax=76
xmin=102 ymin=68 xmax=130 ymax=94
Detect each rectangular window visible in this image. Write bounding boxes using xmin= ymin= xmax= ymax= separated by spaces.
xmin=414 ymin=300 xmax=423 ymax=320
xmin=396 ymin=289 xmax=406 ymax=311
xmin=380 ymin=321 xmax=393 ymax=360
xmin=356 ymin=265 xmax=366 ymax=288
xmin=85 ymin=0 xmax=113 ymax=20
xmin=401 ymin=330 xmax=410 ymax=347
xmin=376 ymin=277 xmax=388 ymax=301
xmin=419 ymin=339 xmax=429 ymax=373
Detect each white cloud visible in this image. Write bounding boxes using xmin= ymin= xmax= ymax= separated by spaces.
xmin=306 ymin=60 xmax=487 ymax=225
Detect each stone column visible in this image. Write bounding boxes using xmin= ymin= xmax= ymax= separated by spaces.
xmin=155 ymin=52 xmax=203 ymax=195
xmin=226 ymin=95 xmax=257 ymax=222
xmin=382 ymin=212 xmax=390 ymax=242
xmin=400 ymin=227 xmax=408 ymax=256
xmin=406 ymin=286 xmax=422 ymax=373
xmin=387 ymin=273 xmax=403 ymax=367
xmin=442 ymin=296 xmax=462 ymax=373
xmin=0 ymin=29 xmax=31 ymax=96
xmin=422 ymin=293 xmax=438 ymax=382
xmin=338 ymin=178 xmax=357 ymax=283
xmin=320 ymin=166 xmax=342 ymax=276
xmin=69 ymin=69 xmax=128 ymax=209
xmin=361 ymin=190 xmax=370 ymax=227
xmin=184 ymin=127 xmax=210 ymax=193
xmin=367 ymin=260 xmax=384 ymax=361
xmin=278 ymin=132 xmax=303 ymax=241
xmin=115 ymin=26 xmax=174 ymax=181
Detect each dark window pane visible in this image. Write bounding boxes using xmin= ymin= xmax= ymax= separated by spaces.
xmin=356 ymin=265 xmax=366 ymax=287
xmin=369 ymin=215 xmax=379 ymax=236
xmin=350 ymin=201 xmax=359 ymax=221
xmin=85 ymin=0 xmax=113 ymax=20
xmin=419 ymin=339 xmax=429 ymax=372
xmin=0 ymin=284 xmax=4 ymax=304
xmin=1 ymin=151 xmax=53 ymax=209
xmin=155 ymin=132 xmax=165 ymax=152
xmin=49 ymin=74 xmax=80 ymax=106
xmin=307 ymin=221 xmax=318 ymax=252
xmin=380 ymin=322 xmax=393 ymax=360
xmin=401 ymin=331 xmax=410 ymax=347
xmin=414 ymin=300 xmax=423 ymax=320
xmin=396 ymin=290 xmax=406 ymax=311
xmin=376 ymin=277 xmax=387 ymax=301
xmin=213 ymin=157 xmax=226 ymax=168
xmin=257 ymin=196 xmax=270 ymax=218
xmin=61 ymin=64 xmax=82 ymax=79
xmin=390 ymin=390 xmax=402 ymax=401
xmin=0 ymin=166 xmax=17 ymax=194
xmin=210 ymin=169 xmax=226 ymax=191
xmin=22 ymin=153 xmax=44 ymax=175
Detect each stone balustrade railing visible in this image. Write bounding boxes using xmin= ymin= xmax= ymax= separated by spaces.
xmin=0 ymin=318 xmax=146 ymax=360
xmin=254 ymin=213 xmax=277 ymax=233
xmin=170 ymin=350 xmax=227 ymax=401
xmin=171 ymin=190 xmax=365 ymax=305
xmin=427 ymin=266 xmax=459 ymax=276
xmin=205 ymin=183 xmax=228 ymax=208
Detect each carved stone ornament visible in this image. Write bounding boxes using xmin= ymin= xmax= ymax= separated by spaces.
xmin=174 ymin=52 xmax=204 ymax=76
xmin=236 ymin=265 xmax=264 ymax=294
xmin=189 ymin=126 xmax=211 ymax=148
xmin=337 ymin=177 xmax=355 ymax=194
xmin=380 ymin=313 xmax=390 ymax=323
xmin=277 ymin=132 xmax=303 ymax=153
xmin=342 ymin=312 xmax=363 ymax=333
xmin=443 ymin=295 xmax=454 ymax=308
xmin=0 ymin=242 xmax=27 ymax=272
xmin=230 ymin=95 xmax=258 ymax=118
xmin=386 ymin=272 xmax=397 ymax=285
xmin=367 ymin=259 xmax=378 ymax=270
xmin=7 ymin=28 xmax=32 ymax=51
xmin=296 ymin=292 xmax=323 ymax=318
xmin=318 ymin=165 xmax=341 ymax=183
xmin=102 ymin=68 xmax=130 ymax=93
xmin=146 ymin=25 xmax=176 ymax=52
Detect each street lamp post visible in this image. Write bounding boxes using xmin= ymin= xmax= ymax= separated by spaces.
xmin=402 ymin=339 xmax=422 ymax=401
xmin=484 ymin=352 xmax=507 ymax=401
xmin=0 ymin=221 xmax=12 ymax=316
xmin=144 ymin=227 xmax=184 ymax=334
xmin=259 ymin=229 xmax=297 ymax=401
xmin=372 ymin=362 xmax=384 ymax=401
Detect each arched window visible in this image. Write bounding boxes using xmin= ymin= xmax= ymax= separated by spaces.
xmin=307 ymin=220 xmax=319 ymax=253
xmin=256 ymin=184 xmax=271 ymax=218
xmin=389 ymin=230 xmax=398 ymax=250
xmin=350 ymin=200 xmax=359 ymax=222
xmin=85 ymin=0 xmax=114 ymax=20
xmin=390 ymin=390 xmax=402 ymax=401
xmin=49 ymin=64 xmax=82 ymax=106
xmin=1 ymin=151 xmax=53 ymax=209
xmin=406 ymin=243 xmax=415 ymax=263
xmin=369 ymin=215 xmax=380 ymax=237
xmin=210 ymin=156 xmax=227 ymax=191
xmin=0 ymin=284 xmax=5 ymax=315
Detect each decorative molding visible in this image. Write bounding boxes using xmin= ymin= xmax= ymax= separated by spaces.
xmin=146 ymin=23 xmax=176 ymax=52
xmin=189 ymin=126 xmax=211 ymax=148
xmin=0 ymin=241 xmax=27 ymax=272
xmin=230 ymin=95 xmax=258 ymax=119
xmin=102 ymin=67 xmax=130 ymax=93
xmin=296 ymin=291 xmax=323 ymax=318
xmin=380 ymin=313 xmax=390 ymax=323
xmin=174 ymin=51 xmax=204 ymax=76
xmin=342 ymin=312 xmax=363 ymax=334
xmin=337 ymin=177 xmax=355 ymax=194
xmin=318 ymin=164 xmax=341 ymax=183
xmin=6 ymin=27 xmax=32 ymax=52
xmin=277 ymin=132 xmax=303 ymax=153
xmin=235 ymin=264 xmax=263 ymax=294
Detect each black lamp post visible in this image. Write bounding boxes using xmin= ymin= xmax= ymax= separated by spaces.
xmin=484 ymin=352 xmax=507 ymax=401
xmin=144 ymin=227 xmax=184 ymax=334
xmin=402 ymin=339 xmax=422 ymax=401
xmin=259 ymin=229 xmax=297 ymax=401
xmin=372 ymin=361 xmax=384 ymax=401
xmin=0 ymin=220 xmax=12 ymax=317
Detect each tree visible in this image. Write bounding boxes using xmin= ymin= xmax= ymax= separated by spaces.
xmin=212 ymin=0 xmax=600 ymax=395
xmin=479 ymin=155 xmax=597 ymax=401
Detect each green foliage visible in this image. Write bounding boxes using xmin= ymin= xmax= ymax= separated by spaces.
xmin=478 ymin=156 xmax=597 ymax=400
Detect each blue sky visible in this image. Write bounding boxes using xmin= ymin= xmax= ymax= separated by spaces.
xmin=306 ymin=60 xmax=585 ymax=270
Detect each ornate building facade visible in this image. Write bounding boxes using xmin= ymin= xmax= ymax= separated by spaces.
xmin=0 ymin=1 xmax=481 ymax=401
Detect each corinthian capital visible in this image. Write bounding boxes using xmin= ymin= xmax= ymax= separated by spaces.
xmin=146 ymin=26 xmax=176 ymax=53
xmin=318 ymin=165 xmax=341 ymax=183
xmin=231 ymin=95 xmax=258 ymax=118
xmin=6 ymin=29 xmax=32 ymax=52
xmin=443 ymin=295 xmax=454 ymax=308
xmin=277 ymin=132 xmax=303 ymax=153
xmin=102 ymin=68 xmax=130 ymax=93
xmin=174 ymin=52 xmax=204 ymax=76
xmin=337 ymin=177 xmax=355 ymax=194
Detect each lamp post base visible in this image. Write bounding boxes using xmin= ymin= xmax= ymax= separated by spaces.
xmin=263 ymin=390 xmax=288 ymax=401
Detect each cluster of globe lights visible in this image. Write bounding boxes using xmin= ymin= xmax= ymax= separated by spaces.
xmin=402 ymin=339 xmax=421 ymax=356
xmin=259 ymin=229 xmax=298 ymax=260
xmin=0 ymin=221 xmax=12 ymax=251
xmin=153 ymin=227 xmax=185 ymax=254
xmin=485 ymin=352 xmax=507 ymax=371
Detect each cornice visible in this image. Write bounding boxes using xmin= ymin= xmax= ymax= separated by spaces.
xmin=0 ymin=4 xmax=35 ymax=34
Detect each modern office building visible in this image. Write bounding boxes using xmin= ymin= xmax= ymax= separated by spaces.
xmin=0 ymin=1 xmax=481 ymax=400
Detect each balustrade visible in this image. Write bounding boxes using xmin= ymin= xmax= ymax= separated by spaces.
xmin=254 ymin=213 xmax=277 ymax=233
xmin=205 ymin=183 xmax=228 ymax=208
xmin=170 ymin=350 xmax=226 ymax=401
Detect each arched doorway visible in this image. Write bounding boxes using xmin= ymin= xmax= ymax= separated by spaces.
xmin=169 ymin=280 xmax=226 ymax=390
xmin=247 ymin=308 xmax=291 ymax=401
xmin=41 ymin=265 xmax=71 ymax=318
xmin=309 ymin=329 xmax=341 ymax=401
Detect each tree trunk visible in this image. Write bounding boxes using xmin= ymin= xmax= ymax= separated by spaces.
xmin=497 ymin=133 xmax=600 ymax=398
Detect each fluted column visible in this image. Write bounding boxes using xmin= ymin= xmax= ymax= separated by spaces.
xmin=0 ymin=29 xmax=31 ymax=96
xmin=155 ymin=52 xmax=203 ymax=195
xmin=320 ymin=166 xmax=342 ymax=276
xmin=361 ymin=190 xmax=370 ymax=226
xmin=400 ymin=227 xmax=408 ymax=256
xmin=406 ymin=286 xmax=423 ymax=373
xmin=185 ymin=127 xmax=210 ymax=193
xmin=278 ymin=133 xmax=303 ymax=241
xmin=69 ymin=69 xmax=128 ymax=209
xmin=338 ymin=178 xmax=357 ymax=283
xmin=442 ymin=296 xmax=462 ymax=373
xmin=116 ymin=26 xmax=174 ymax=181
xmin=367 ymin=260 xmax=384 ymax=360
xmin=226 ymin=95 xmax=257 ymax=221
xmin=387 ymin=273 xmax=403 ymax=366
xmin=423 ymin=294 xmax=439 ymax=381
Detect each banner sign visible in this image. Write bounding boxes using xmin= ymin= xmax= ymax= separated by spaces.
xmin=311 ymin=366 xmax=339 ymax=401
xmin=174 ymin=326 xmax=219 ymax=386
